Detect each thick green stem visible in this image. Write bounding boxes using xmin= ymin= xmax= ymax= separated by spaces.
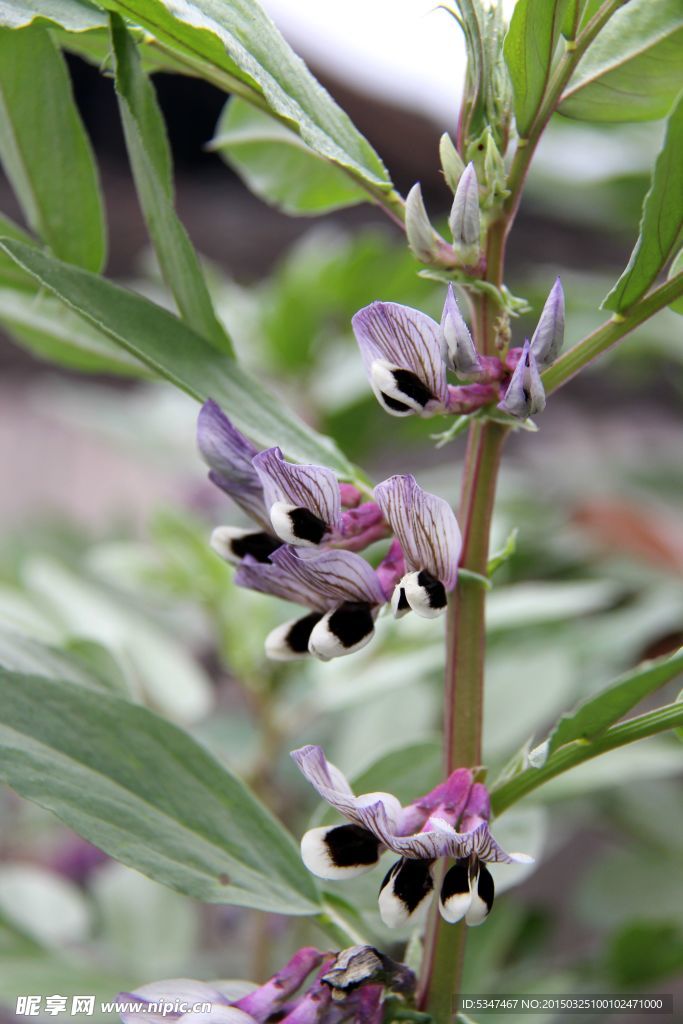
xmin=491 ymin=702 xmax=683 ymax=815
xmin=417 ymin=421 xmax=506 ymax=1023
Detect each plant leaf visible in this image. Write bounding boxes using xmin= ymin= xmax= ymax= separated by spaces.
xmin=0 ymin=238 xmax=357 ymax=477
xmin=0 ymin=25 xmax=106 ymax=271
xmin=560 ymin=0 xmax=683 ymax=123
xmin=210 ymin=97 xmax=367 ymax=215
xmin=0 ymin=284 xmax=150 ymax=376
xmin=0 ymin=626 xmax=111 ymax=692
xmin=0 ymin=0 xmax=106 ymax=31
xmin=110 ymin=15 xmax=231 ymax=352
xmin=0 ymin=212 xmax=35 ymax=289
xmin=503 ymin=0 xmax=569 ymax=137
xmin=603 ymin=93 xmax=683 ymax=312
xmin=0 ymin=669 xmax=321 ymax=915
xmin=547 ymin=647 xmax=683 ymax=755
xmin=100 ymin=0 xmax=392 ymax=195
xmin=668 ymin=248 xmax=683 ymax=314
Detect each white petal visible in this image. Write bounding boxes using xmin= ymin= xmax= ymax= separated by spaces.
xmin=300 ymin=825 xmax=381 ymax=880
xmin=378 ymin=860 xmax=434 ymax=928
xmin=308 ymin=606 xmax=375 ymax=661
xmin=403 ymin=571 xmax=448 ymax=619
xmin=390 ymin=584 xmax=411 ymax=618
xmin=264 ymin=615 xmax=321 ymax=661
xmin=210 ymin=526 xmax=248 ymax=565
xmin=269 ymin=502 xmax=326 ymax=548
xmin=465 ymin=865 xmax=494 ymax=926
xmin=370 ymin=360 xmax=422 ymax=416
xmin=438 ymin=862 xmax=473 ymax=924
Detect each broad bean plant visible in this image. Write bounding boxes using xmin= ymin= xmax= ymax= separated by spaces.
xmin=0 ymin=1 xmax=682 ymax=1023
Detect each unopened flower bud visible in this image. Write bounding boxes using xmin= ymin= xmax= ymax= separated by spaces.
xmin=530 ymin=277 xmax=565 ymax=368
xmin=483 ymin=132 xmax=508 ymax=208
xmin=439 ymin=132 xmax=465 ymax=193
xmin=448 ymin=163 xmax=481 ymax=264
xmin=405 ymin=183 xmax=445 ymax=264
xmin=441 ymin=283 xmax=483 ymax=377
xmin=498 ymin=338 xmax=545 ymax=419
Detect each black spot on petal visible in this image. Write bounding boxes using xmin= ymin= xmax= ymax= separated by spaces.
xmin=440 ymin=859 xmax=470 ymax=902
xmin=381 ymin=858 xmax=434 ymax=914
xmin=325 ymin=824 xmax=382 ymax=868
xmin=327 ymin=602 xmax=374 ymax=649
xmin=397 ymin=588 xmax=410 ymax=612
xmin=230 ymin=531 xmax=281 ymax=563
xmin=381 ymin=393 xmax=412 ymax=413
xmin=286 ymin=612 xmax=324 ymax=654
xmin=417 ymin=570 xmax=447 ymax=610
xmin=477 ymin=864 xmax=495 ymax=914
xmin=391 ymin=370 xmax=435 ymax=408
xmin=288 ymin=507 xmax=328 ymax=544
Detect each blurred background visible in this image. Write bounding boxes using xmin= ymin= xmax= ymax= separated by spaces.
xmin=0 ymin=2 xmax=682 ymax=1022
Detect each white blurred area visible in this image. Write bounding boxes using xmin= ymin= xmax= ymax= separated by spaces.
xmin=261 ymin=0 xmax=470 ymax=127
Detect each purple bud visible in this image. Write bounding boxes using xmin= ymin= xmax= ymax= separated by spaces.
xmin=498 ymin=339 xmax=545 ymax=419
xmin=440 ymin=284 xmax=483 ymax=378
xmin=234 ymin=948 xmax=325 ymax=1022
xmin=531 ymin=277 xmax=565 ymax=368
xmin=405 ymin=183 xmax=444 ymax=263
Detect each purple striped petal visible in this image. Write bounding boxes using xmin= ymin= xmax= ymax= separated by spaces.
xmin=290 ymin=745 xmax=402 ymax=829
xmin=355 ymin=801 xmax=448 ymax=860
xmin=352 ymin=302 xmax=449 ymax=414
xmin=430 ymin=819 xmax=534 ymax=865
xmin=374 ymin=475 xmax=461 ymax=589
xmin=197 ymin=401 xmax=268 ymax=527
xmin=234 ymin=555 xmax=327 ymax=611
xmin=271 ymin=547 xmax=387 ymax=607
xmin=252 ymin=448 xmax=342 ymax=537
xmin=117 ymin=980 xmax=241 ymax=1024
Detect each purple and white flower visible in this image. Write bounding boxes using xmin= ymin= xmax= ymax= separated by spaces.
xmin=292 ymin=745 xmax=532 ymax=929
xmin=197 ymin=401 xmax=282 ymax=565
xmin=253 ymin=447 xmax=387 ymax=552
xmin=236 ymin=546 xmax=395 ymax=662
xmin=198 ymin=401 xmax=385 ymax=563
xmin=351 ymin=301 xmax=451 ymax=417
xmin=530 ymin=277 xmax=565 ymax=370
xmin=374 ymin=475 xmax=461 ymax=618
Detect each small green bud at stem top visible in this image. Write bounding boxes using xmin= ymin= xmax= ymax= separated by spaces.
xmin=439 ymin=133 xmax=465 ymax=194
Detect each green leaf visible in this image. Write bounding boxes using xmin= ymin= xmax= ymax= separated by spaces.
xmin=0 ymin=239 xmax=358 ymax=477
xmin=0 ymin=284 xmax=150 ymax=376
xmin=560 ymin=0 xmax=683 ymax=122
xmin=110 ymin=16 xmax=231 ymax=352
xmin=100 ymin=0 xmax=392 ymax=196
xmin=547 ymin=647 xmax=683 ymax=755
xmin=0 ymin=625 xmax=110 ymax=692
xmin=668 ymin=248 xmax=683 ymax=314
xmin=603 ymin=93 xmax=683 ymax=312
xmin=0 ymin=213 xmax=35 ymax=289
xmin=0 ymin=670 xmax=321 ymax=915
xmin=210 ymin=97 xmax=367 ymax=215
xmin=0 ymin=0 xmax=106 ymax=31
xmin=0 ymin=25 xmax=106 ymax=271
xmin=503 ymin=0 xmax=569 ymax=137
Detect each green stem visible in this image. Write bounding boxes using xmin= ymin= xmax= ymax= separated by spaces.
xmin=417 ymin=421 xmax=506 ymax=1023
xmin=491 ymin=702 xmax=683 ymax=816
xmin=543 ymin=273 xmax=683 ymax=395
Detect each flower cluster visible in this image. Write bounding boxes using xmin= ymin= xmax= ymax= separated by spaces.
xmin=352 ymin=278 xmax=564 ymax=422
xmin=197 ymin=402 xmax=461 ymax=661
xmin=292 ymin=745 xmax=532 ymax=929
xmin=118 ymin=945 xmax=414 ymax=1024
